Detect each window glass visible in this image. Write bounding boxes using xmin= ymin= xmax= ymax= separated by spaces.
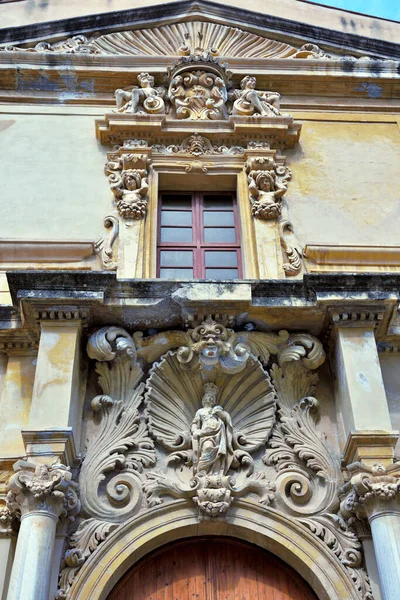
xmin=161 ymin=195 xmax=192 ymax=208
xmin=205 ymin=251 xmax=238 ymax=267
xmin=161 ymin=211 xmax=192 ymax=226
xmin=204 ymin=228 xmax=236 ymax=243
xmin=160 ymin=250 xmax=193 ymax=267
xmin=203 ymin=196 xmax=233 ymax=209
xmin=205 ymin=268 xmax=239 ymax=279
xmin=203 ymin=211 xmax=234 ymax=226
xmin=161 ymin=228 xmax=192 ymax=243
xmin=159 ymin=268 xmax=194 ymax=278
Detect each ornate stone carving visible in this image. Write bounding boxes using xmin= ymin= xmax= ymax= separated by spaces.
xmin=2 ymin=22 xmax=336 ymax=60
xmin=6 ymin=460 xmax=79 ymax=520
xmin=82 ymin=327 xmax=156 ymax=522
xmin=94 ymin=211 xmax=119 ymax=270
xmin=167 ymin=54 xmax=230 ymax=120
xmin=115 ymin=73 xmax=166 ymax=115
xmin=231 ymin=76 xmax=281 ymax=117
xmin=59 ymin=322 xmax=373 ymax=598
xmin=280 ymin=220 xmax=303 ymax=276
xmin=262 ymin=359 xmax=373 ymax=599
xmin=104 ymin=152 xmax=150 ymax=223
xmin=340 ymin=463 xmax=400 ymax=522
xmin=56 ymin=518 xmax=118 ymax=599
xmin=246 ymin=157 xmax=291 ymax=220
xmin=152 ymin=133 xmax=245 ymax=156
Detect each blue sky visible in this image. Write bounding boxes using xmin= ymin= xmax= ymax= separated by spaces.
xmin=306 ymin=0 xmax=400 ymax=22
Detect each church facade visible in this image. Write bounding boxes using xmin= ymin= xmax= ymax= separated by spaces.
xmin=0 ymin=1 xmax=400 ymax=599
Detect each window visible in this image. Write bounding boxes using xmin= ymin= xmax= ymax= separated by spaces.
xmin=157 ymin=192 xmax=242 ymax=279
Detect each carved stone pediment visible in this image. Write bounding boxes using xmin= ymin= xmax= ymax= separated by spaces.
xmin=2 ymin=21 xmax=332 ymax=60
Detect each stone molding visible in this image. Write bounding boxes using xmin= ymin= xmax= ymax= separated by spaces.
xmin=6 ymin=460 xmax=80 ymax=521
xmin=21 ymin=429 xmax=79 ymax=468
xmin=322 ymin=305 xmax=390 ymax=345
xmin=342 ymin=431 xmax=399 ymax=468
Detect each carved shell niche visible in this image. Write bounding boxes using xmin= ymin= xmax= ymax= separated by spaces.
xmin=144 ymin=351 xmax=276 ymax=455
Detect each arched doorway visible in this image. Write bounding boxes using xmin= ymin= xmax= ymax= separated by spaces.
xmin=107 ymin=537 xmax=318 ymax=600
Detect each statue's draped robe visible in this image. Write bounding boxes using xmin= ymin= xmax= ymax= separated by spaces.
xmin=192 ymin=406 xmax=234 ymax=475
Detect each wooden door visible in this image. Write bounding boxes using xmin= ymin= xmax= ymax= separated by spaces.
xmin=107 ymin=537 xmax=318 ymax=600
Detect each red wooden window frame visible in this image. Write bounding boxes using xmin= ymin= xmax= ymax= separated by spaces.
xmin=157 ymin=191 xmax=242 ymax=279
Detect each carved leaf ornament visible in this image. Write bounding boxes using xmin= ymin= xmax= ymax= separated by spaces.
xmin=56 ymin=319 xmax=372 ymax=599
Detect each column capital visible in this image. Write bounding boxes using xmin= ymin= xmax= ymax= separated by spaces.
xmin=6 ymin=460 xmax=79 ymax=521
xmin=341 ymin=462 xmax=400 ymax=522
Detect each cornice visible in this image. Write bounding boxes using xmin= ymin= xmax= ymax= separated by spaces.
xmin=4 ymin=271 xmax=400 ymax=335
xmin=0 ymin=0 xmax=399 ymax=60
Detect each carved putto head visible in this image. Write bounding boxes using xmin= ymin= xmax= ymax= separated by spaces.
xmin=254 ymin=170 xmax=276 ymax=192
xmin=137 ymin=72 xmax=155 ymax=88
xmin=121 ymin=169 xmax=142 ymax=191
xmin=240 ymin=75 xmax=257 ymax=90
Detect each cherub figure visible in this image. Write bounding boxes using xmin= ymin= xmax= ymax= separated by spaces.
xmin=206 ymin=76 xmax=228 ymax=119
xmin=115 ymin=73 xmax=166 ymax=115
xmin=191 ymin=383 xmax=234 ymax=476
xmin=231 ymin=76 xmax=281 ymax=117
xmin=248 ymin=170 xmax=288 ymax=220
xmin=112 ymin=169 xmax=149 ymax=221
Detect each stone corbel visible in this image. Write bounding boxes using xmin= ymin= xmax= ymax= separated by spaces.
xmin=98 ymin=146 xmax=152 ymax=274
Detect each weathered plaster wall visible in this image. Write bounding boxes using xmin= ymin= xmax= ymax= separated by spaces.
xmin=1 ymin=109 xmax=399 ymax=248
xmin=0 ymin=108 xmax=109 ymax=241
xmin=286 ymin=121 xmax=400 ymax=246
xmin=379 ymin=353 xmax=400 ymax=451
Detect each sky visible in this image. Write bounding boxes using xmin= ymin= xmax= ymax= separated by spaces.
xmin=306 ymin=0 xmax=400 ymax=22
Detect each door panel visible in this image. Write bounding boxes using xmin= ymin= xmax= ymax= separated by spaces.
xmin=107 ymin=538 xmax=318 ymax=600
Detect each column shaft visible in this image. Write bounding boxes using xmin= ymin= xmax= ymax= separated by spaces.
xmin=6 ymin=513 xmax=57 ymax=600
xmin=369 ymin=512 xmax=400 ymax=600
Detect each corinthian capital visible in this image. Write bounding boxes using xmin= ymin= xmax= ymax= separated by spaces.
xmin=340 ymin=462 xmax=400 ymax=522
xmin=6 ymin=460 xmax=79 ymax=521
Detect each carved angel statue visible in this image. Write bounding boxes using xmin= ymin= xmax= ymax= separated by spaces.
xmin=248 ymin=169 xmax=288 ymax=220
xmin=115 ymin=72 xmax=166 ymax=115
xmin=231 ymin=76 xmax=281 ymax=117
xmin=191 ymin=383 xmax=234 ymax=476
xmin=111 ymin=169 xmax=149 ymax=221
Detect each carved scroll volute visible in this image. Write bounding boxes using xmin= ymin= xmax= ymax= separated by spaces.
xmin=80 ymin=327 xmax=156 ymax=523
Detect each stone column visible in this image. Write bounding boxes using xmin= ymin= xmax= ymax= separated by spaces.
xmin=6 ymin=460 xmax=79 ymax=600
xmin=341 ymin=463 xmax=400 ymax=600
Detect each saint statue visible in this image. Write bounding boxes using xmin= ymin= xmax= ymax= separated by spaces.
xmin=191 ymin=383 xmax=234 ymax=476
xmin=115 ymin=72 xmax=166 ymax=115
xmin=231 ymin=76 xmax=281 ymax=117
